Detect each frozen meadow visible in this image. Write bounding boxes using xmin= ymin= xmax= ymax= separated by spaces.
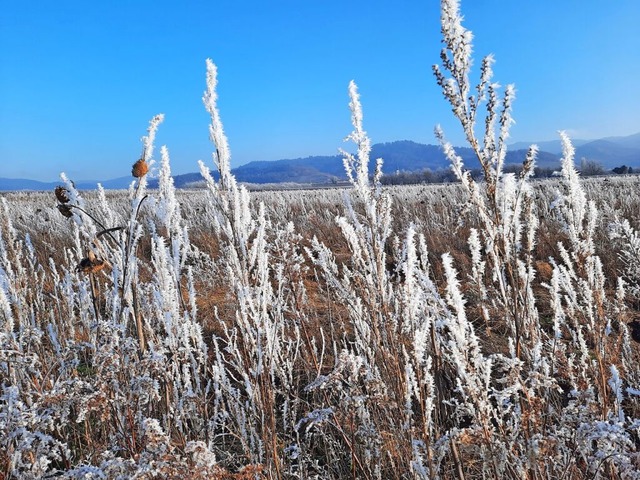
xmin=2 ymin=0 xmax=640 ymax=478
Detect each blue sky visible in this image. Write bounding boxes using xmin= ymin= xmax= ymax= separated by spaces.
xmin=1 ymin=1 xmax=639 ymax=182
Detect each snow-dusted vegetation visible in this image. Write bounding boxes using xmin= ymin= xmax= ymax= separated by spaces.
xmin=2 ymin=0 xmax=640 ymax=478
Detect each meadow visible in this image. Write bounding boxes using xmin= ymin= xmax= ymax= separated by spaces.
xmin=2 ymin=0 xmax=640 ymax=478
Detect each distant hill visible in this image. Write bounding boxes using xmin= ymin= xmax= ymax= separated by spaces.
xmin=225 ymin=141 xmax=561 ymax=185
xmin=2 ymin=133 xmax=638 ymax=191
xmin=509 ymin=132 xmax=640 ymax=168
xmin=575 ymin=140 xmax=640 ymax=168
xmin=0 ymin=178 xmax=60 ymax=191
xmin=509 ymin=138 xmax=591 ymax=154
xmin=232 ymin=156 xmax=343 ymax=184
xmin=0 ymin=176 xmax=134 ymax=192
xmin=599 ymin=132 xmax=640 ymax=149
xmin=226 ymin=141 xmax=562 ymax=184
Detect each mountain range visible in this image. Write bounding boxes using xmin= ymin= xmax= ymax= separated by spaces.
xmin=2 ymin=133 xmax=639 ymax=191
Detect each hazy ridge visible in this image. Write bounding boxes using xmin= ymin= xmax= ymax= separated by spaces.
xmin=2 ymin=133 xmax=639 ymax=191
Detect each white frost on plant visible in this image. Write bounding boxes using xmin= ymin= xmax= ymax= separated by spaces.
xmin=295 ymin=407 xmax=334 ymax=434
xmin=203 ymin=59 xmax=231 ymax=178
xmin=141 ymin=113 xmax=164 ymax=168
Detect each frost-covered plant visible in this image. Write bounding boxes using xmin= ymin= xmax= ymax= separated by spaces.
xmin=430 ymin=2 xmax=556 ymax=471
xmin=610 ymin=218 xmax=640 ymax=300
xmin=0 ymin=112 xmax=215 ymax=478
xmin=545 ymin=134 xmax=640 ymax=468
xmin=2 ymin=0 xmax=640 ymax=478
xmin=333 ymin=80 xmax=394 ymax=353
xmin=428 ymin=0 xmax=640 ymax=477
xmin=305 ymin=75 xmax=502 ymax=478
xmin=199 ymin=58 xmax=304 ymax=475
xmin=434 ymin=0 xmax=542 ymax=364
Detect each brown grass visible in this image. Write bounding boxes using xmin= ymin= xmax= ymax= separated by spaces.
xmin=2 ymin=177 xmax=640 ymax=478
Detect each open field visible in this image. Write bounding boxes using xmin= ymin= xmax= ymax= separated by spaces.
xmin=2 ymin=171 xmax=640 ymax=478
xmin=2 ymin=0 xmax=640 ymax=477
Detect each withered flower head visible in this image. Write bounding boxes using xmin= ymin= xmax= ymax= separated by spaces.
xmin=57 ymin=204 xmax=73 ymax=218
xmin=76 ymin=250 xmax=107 ymax=274
xmin=55 ymin=186 xmax=70 ymax=204
xmin=132 ymin=158 xmax=149 ymax=178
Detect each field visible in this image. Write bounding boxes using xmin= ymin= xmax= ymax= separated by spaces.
xmin=2 ymin=171 xmax=640 ymax=479
xmin=2 ymin=0 xmax=640 ymax=478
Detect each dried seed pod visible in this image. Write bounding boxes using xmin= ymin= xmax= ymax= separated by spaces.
xmin=54 ymin=186 xmax=70 ymax=204
xmin=76 ymin=258 xmax=106 ymax=274
xmin=132 ymin=158 xmax=149 ymax=178
xmin=57 ymin=204 xmax=73 ymax=218
xmin=76 ymin=251 xmax=107 ymax=274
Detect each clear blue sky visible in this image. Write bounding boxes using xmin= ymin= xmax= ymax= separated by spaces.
xmin=1 ymin=1 xmax=639 ymax=182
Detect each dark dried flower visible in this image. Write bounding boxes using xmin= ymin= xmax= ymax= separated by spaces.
xmin=57 ymin=204 xmax=73 ymax=218
xmin=132 ymin=158 xmax=149 ymax=178
xmin=55 ymin=186 xmax=70 ymax=204
xmin=76 ymin=250 xmax=107 ymax=274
